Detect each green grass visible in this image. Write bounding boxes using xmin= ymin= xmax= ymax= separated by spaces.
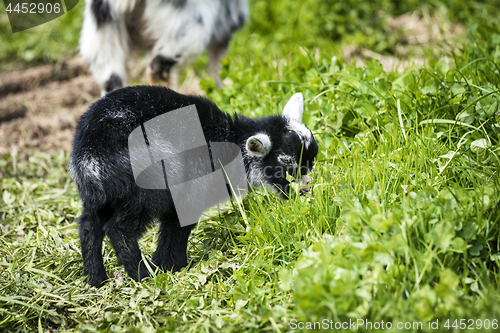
xmin=1 ymin=0 xmax=500 ymax=332
xmin=0 ymin=0 xmax=84 ymax=71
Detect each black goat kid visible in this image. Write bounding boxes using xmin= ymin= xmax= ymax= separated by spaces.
xmin=70 ymin=86 xmax=318 ymax=287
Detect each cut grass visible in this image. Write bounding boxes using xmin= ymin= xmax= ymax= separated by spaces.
xmin=1 ymin=1 xmax=500 ymax=332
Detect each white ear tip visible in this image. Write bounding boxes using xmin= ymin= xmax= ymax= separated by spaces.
xmin=287 ymin=93 xmax=303 ymax=108
xmin=291 ymin=92 xmax=303 ymax=102
xmin=283 ymin=92 xmax=304 ymax=123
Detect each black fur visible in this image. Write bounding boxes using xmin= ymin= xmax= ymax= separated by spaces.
xmin=162 ymin=0 xmax=187 ymax=7
xmin=70 ymin=86 xmax=317 ymax=287
xmin=195 ymin=12 xmax=204 ymax=25
xmin=235 ymin=114 xmax=318 ymax=196
xmin=150 ymin=55 xmax=177 ymax=81
xmin=104 ymin=73 xmax=123 ymax=93
xmin=91 ymin=0 xmax=112 ymax=28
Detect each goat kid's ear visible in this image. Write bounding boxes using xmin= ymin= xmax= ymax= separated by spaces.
xmin=246 ymin=133 xmax=272 ymax=157
xmin=282 ymin=92 xmax=304 ymax=123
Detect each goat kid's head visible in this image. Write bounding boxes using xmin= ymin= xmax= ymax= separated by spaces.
xmin=245 ymin=93 xmax=318 ymax=198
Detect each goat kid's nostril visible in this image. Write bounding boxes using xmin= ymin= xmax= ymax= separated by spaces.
xmin=300 ymin=175 xmax=311 ymax=186
xmin=299 ymin=187 xmax=311 ymax=196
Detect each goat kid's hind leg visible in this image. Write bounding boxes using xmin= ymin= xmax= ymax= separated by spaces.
xmin=105 ymin=217 xmax=151 ymax=282
xmin=79 ymin=210 xmax=108 ymax=287
xmin=80 ymin=0 xmax=129 ymax=95
xmin=153 ymin=215 xmax=195 ymax=273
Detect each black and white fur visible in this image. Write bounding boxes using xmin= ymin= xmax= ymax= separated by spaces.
xmin=80 ymin=0 xmax=248 ymax=95
xmin=70 ymin=86 xmax=318 ymax=287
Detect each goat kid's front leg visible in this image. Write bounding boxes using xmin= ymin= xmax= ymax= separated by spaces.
xmin=153 ymin=216 xmax=195 ymax=273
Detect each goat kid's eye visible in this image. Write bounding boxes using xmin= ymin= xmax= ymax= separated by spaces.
xmin=278 ymin=155 xmax=293 ymax=164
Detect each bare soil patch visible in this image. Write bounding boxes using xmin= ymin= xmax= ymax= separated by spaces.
xmin=344 ymin=12 xmax=463 ymax=72
xmin=0 ymin=57 xmax=88 ymax=98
